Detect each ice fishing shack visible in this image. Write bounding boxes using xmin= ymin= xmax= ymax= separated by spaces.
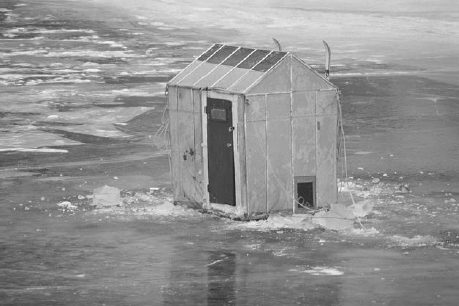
xmin=166 ymin=43 xmax=339 ymax=216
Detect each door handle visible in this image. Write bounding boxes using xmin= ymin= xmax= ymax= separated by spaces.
xmin=226 ymin=143 xmax=232 ymax=148
xmin=228 ymin=126 xmax=234 ymax=132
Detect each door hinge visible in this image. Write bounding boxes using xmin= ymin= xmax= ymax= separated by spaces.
xmin=204 ymin=106 xmax=209 ymax=114
xmin=207 ymin=184 xmax=210 ymax=192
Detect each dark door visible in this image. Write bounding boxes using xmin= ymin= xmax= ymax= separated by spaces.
xmin=206 ymin=98 xmax=235 ymax=206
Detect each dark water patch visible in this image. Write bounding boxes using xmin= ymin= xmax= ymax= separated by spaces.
xmin=206 ymin=251 xmax=237 ymax=305
xmin=166 ymin=228 xmax=343 ymax=305
xmin=329 ymin=61 xmax=410 ymax=75
xmin=42 ymin=32 xmax=95 ymax=41
xmin=27 ymin=167 xmax=51 ymax=176
xmin=37 ymin=154 xmax=168 ymax=180
xmin=2 ymin=32 xmax=40 ymax=39
xmin=47 ymin=101 xmax=93 ymax=112
xmin=0 ymin=111 xmax=41 ymax=117
xmin=2 ymin=68 xmax=61 ymax=75
xmin=0 ymin=146 xmax=166 ymax=184
xmin=0 ymin=142 xmax=160 ymax=168
xmin=337 ymin=74 xmax=459 ymax=139
xmin=336 ymin=74 xmax=459 ymax=99
xmin=172 ymin=59 xmax=196 ymax=65
xmin=146 ymin=43 xmax=187 ymax=50
xmin=75 ymin=57 xmax=128 ymax=65
xmin=33 ymin=121 xmax=85 ymax=127
xmin=148 ymin=52 xmax=190 ymax=59
xmin=119 ymin=108 xmax=165 ymax=135
xmin=116 ymin=94 xmax=166 ymax=104
xmin=40 ymin=128 xmax=135 ymax=144
xmin=103 ymin=75 xmax=172 ymax=84
xmin=333 ymin=76 xmax=395 ymax=97
xmin=93 ymin=95 xmax=166 ymax=108
xmin=0 ymin=0 xmax=16 ymax=23
xmin=0 ymin=111 xmax=41 ymax=127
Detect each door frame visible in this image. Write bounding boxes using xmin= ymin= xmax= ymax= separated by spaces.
xmin=202 ymin=90 xmax=241 ymax=210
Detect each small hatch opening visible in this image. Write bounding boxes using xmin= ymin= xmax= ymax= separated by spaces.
xmin=294 ymin=176 xmax=316 ymax=213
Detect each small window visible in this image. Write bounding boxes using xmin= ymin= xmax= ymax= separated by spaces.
xmin=210 ymin=108 xmax=227 ymax=121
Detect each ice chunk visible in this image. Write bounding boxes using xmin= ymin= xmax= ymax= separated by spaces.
xmin=58 ymin=201 xmax=78 ymax=210
xmin=92 ymin=186 xmax=121 ymax=208
xmin=351 ymin=200 xmax=374 ymax=218
xmin=266 ymin=214 xmax=315 ymax=231
xmin=312 ymin=204 xmax=355 ymax=231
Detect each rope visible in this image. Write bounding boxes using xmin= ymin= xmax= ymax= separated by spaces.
xmin=336 ymin=92 xmax=365 ymax=229
xmin=153 ymin=88 xmax=171 ymax=151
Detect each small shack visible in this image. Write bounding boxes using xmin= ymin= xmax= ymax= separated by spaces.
xmin=166 ymin=44 xmax=339 ymax=216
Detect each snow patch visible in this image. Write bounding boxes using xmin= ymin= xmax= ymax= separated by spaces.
xmin=290 ymin=266 xmax=344 ymax=276
xmin=0 ymin=148 xmax=68 ymax=153
xmin=57 ymin=201 xmax=78 ymax=211
xmin=345 ymin=227 xmax=381 ymax=236
xmin=389 ymin=235 xmax=437 ymax=247
xmin=225 ymin=214 xmax=316 ymax=232
xmin=338 ymin=180 xmax=392 ymax=199
xmin=91 ymin=191 xmax=202 ymax=219
xmin=96 ymin=201 xmax=201 ymax=218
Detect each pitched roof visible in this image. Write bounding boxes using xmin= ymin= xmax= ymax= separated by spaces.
xmin=167 ymin=44 xmax=288 ymax=93
xmin=167 ymin=43 xmax=336 ymax=93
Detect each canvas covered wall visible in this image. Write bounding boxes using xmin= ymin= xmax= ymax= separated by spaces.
xmin=244 ymin=55 xmax=338 ymax=213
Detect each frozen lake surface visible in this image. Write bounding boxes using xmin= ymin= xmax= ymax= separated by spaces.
xmin=1 ymin=0 xmax=459 ymax=305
